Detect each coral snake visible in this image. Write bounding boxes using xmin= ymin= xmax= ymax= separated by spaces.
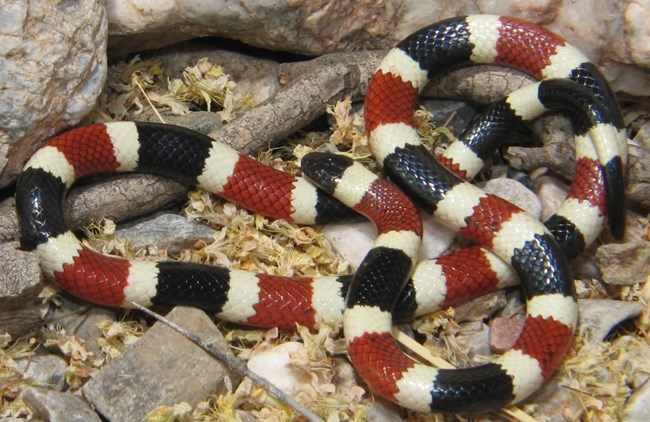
xmin=16 ymin=15 xmax=626 ymax=413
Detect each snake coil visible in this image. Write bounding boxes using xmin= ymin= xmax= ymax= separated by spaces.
xmin=16 ymin=15 xmax=626 ymax=413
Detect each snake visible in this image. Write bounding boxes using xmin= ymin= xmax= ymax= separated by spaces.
xmin=15 ymin=15 xmax=626 ymax=413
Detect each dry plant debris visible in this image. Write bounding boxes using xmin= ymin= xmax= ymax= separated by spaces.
xmin=0 ymin=334 xmax=37 ymax=419
xmin=85 ymin=56 xmax=255 ymax=124
xmin=2 ymin=50 xmax=648 ymax=422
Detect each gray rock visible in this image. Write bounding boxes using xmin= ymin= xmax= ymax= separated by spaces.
xmin=525 ymin=371 xmax=582 ymax=420
xmin=613 ymin=335 xmax=650 ymax=389
xmin=69 ymin=307 xmax=117 ymax=358
xmin=453 ymin=290 xmax=507 ymax=323
xmin=626 ymin=121 xmax=650 ymax=212
xmin=420 ymin=99 xmax=478 ymax=136
xmin=506 ymin=115 xmax=576 ymax=181
xmin=596 ymin=241 xmax=650 ymax=286
xmin=160 ymin=111 xmax=222 ymax=135
xmin=512 ymin=119 xmax=650 ymax=217
xmin=152 ymin=45 xmax=281 ymax=107
xmin=45 ymin=298 xmax=117 ymax=358
xmin=459 ymin=321 xmax=491 ymax=357
xmin=322 ymin=214 xmax=455 ymax=270
xmin=500 ymin=290 xmax=525 ymax=318
xmin=578 ymin=299 xmax=644 ymax=342
xmin=534 ymin=173 xmax=569 ymax=222
xmin=0 ymin=241 xmax=45 ymax=338
xmin=66 ymin=174 xmax=188 ymax=232
xmin=22 ymin=387 xmax=101 ymax=422
xmin=0 ymin=0 xmax=107 ymax=187
xmin=105 ymin=1 xmax=650 ymax=95
xmin=0 ymin=197 xmax=18 ymax=242
xmin=367 ymin=399 xmax=403 ymax=421
xmin=480 ymin=177 xmax=542 ymax=219
xmin=2 ymin=175 xmax=188 ymax=244
xmin=117 ymin=212 xmax=218 ymax=253
xmin=16 ymin=354 xmax=68 ymax=391
xmin=82 ymin=306 xmax=240 ymax=422
xmin=570 ymin=253 xmax=601 ymax=281
xmin=624 ymin=381 xmax=650 ymax=421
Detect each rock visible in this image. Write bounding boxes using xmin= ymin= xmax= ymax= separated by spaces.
xmin=458 ymin=321 xmax=491 ymax=357
xmin=66 ymin=174 xmax=188 ymax=232
xmin=105 ymin=1 xmax=650 ymax=96
xmin=152 ymin=45 xmax=281 ymax=106
xmin=367 ymin=399 xmax=403 ymax=421
xmin=627 ymin=121 xmax=650 ymax=212
xmin=481 ymin=177 xmax=542 ymax=219
xmin=16 ymin=354 xmax=68 ymax=391
xmin=320 ymin=222 xmax=377 ymax=270
xmin=428 ymin=66 xmax=535 ymax=105
xmin=499 ymin=290 xmax=526 ymax=319
xmin=578 ymin=299 xmax=644 ymax=341
xmin=161 ymin=111 xmax=223 ymax=135
xmin=511 ymin=119 xmax=650 ymax=217
xmin=453 ymin=290 xmax=507 ymax=323
xmin=506 ymin=115 xmax=576 ymax=180
xmin=2 ymin=176 xmax=188 ymax=244
xmin=528 ymin=334 xmax=650 ymax=420
xmin=624 ymin=380 xmax=650 ymax=421
xmin=0 ymin=197 xmax=19 ymax=242
xmin=596 ymin=241 xmax=650 ymax=286
xmin=69 ymin=308 xmax=117 ymax=359
xmin=0 ymin=241 xmax=45 ymax=338
xmin=247 ymin=341 xmax=310 ymax=395
xmin=45 ymin=298 xmax=117 ymax=358
xmin=620 ymin=210 xmax=650 ymax=244
xmin=616 ymin=335 xmax=650 ymax=420
xmin=613 ymin=335 xmax=650 ymax=388
xmin=0 ymin=0 xmax=107 ymax=187
xmin=21 ymin=387 xmax=101 ymax=422
xmin=82 ymin=306 xmax=240 ymax=422
xmin=534 ymin=173 xmax=570 ymax=222
xmin=570 ymin=253 xmax=601 ymax=280
xmin=116 ymin=212 xmax=218 ymax=253
xmin=489 ymin=317 xmax=525 ymax=353
xmin=420 ymin=99 xmax=478 ymax=136
xmin=322 ymin=213 xmax=455 ymax=270
xmin=525 ymin=371 xmax=582 ymax=420
xmin=625 ymin=0 xmax=650 ymax=67
xmin=106 ymin=0 xmax=397 ymax=56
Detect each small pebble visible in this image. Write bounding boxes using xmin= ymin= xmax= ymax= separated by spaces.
xmin=596 ymin=241 xmax=650 ymax=286
xmin=22 ymin=387 xmax=101 ymax=422
xmin=16 ymin=355 xmax=68 ymax=391
xmin=117 ymin=212 xmax=218 ymax=252
xmin=489 ymin=317 xmax=525 ymax=353
xmin=247 ymin=341 xmax=310 ymax=395
xmin=481 ymin=178 xmax=541 ymax=219
xmin=322 ymin=213 xmax=455 ymax=270
xmin=534 ymin=173 xmax=569 ymax=221
xmin=453 ymin=291 xmax=507 ymax=323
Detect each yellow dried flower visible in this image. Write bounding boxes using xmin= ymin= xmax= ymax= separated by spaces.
xmin=145 ymin=402 xmax=193 ymax=422
xmin=97 ymin=320 xmax=145 ymax=361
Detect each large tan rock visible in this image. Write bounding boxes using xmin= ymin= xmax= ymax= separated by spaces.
xmin=0 ymin=0 xmax=107 ymax=187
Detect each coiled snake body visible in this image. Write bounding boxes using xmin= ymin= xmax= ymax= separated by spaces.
xmin=16 ymin=15 xmax=626 ymax=413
